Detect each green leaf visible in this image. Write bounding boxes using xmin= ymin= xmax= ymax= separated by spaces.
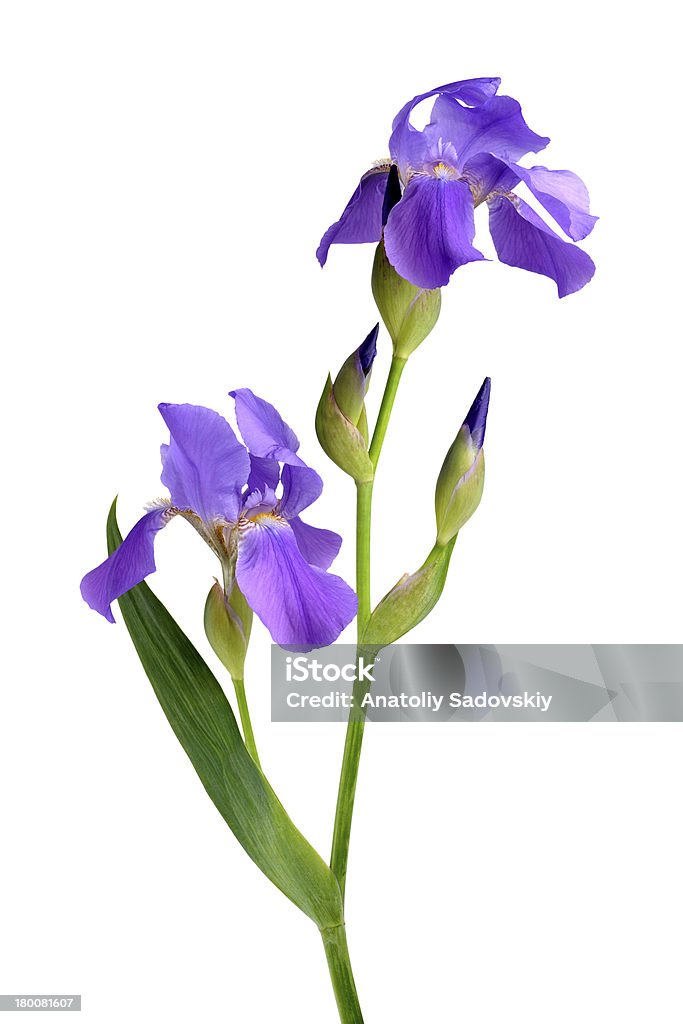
xmin=106 ymin=500 xmax=343 ymax=930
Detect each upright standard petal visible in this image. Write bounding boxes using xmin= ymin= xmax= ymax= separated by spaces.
xmin=159 ymin=403 xmax=250 ymax=523
xmin=80 ymin=507 xmax=171 ymax=623
xmin=390 ymin=78 xmax=501 ymax=177
xmin=289 ymin=517 xmax=342 ymax=570
xmin=230 ymin=388 xmax=305 ymax=466
xmin=279 ymin=463 xmax=323 ymax=519
xmin=236 ymin=516 xmax=357 ymax=648
xmin=247 ymin=454 xmax=280 ymax=496
xmin=500 ymin=162 xmax=598 ymax=241
xmin=430 ymin=94 xmax=550 ymax=166
xmin=488 ymin=195 xmax=595 ymax=298
xmin=316 ymin=166 xmax=389 ymax=266
xmin=384 ymin=176 xmax=484 ymax=289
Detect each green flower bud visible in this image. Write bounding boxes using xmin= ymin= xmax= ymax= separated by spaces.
xmin=362 ymin=540 xmax=456 ymax=648
xmin=371 ymin=239 xmax=441 ymax=359
xmin=315 ymin=326 xmax=378 ymax=484
xmin=204 ymin=580 xmax=253 ymax=681
xmin=435 ymin=378 xmax=490 ymax=546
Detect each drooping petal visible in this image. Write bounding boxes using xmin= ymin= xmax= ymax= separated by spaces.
xmin=80 ymin=507 xmax=171 ymax=623
xmin=289 ymin=516 xmax=342 ymax=570
xmin=389 ymin=78 xmax=501 ymax=176
xmin=488 ymin=195 xmax=595 ymax=298
xmin=429 ymin=94 xmax=550 ymax=166
xmin=247 ymin=454 xmax=280 ymax=495
xmin=499 ymin=162 xmax=598 ymax=241
xmin=236 ymin=516 xmax=357 ymax=648
xmin=230 ymin=388 xmax=305 ymax=466
xmin=384 ymin=175 xmax=485 ymax=288
xmin=316 ymin=166 xmax=389 ymax=266
xmin=279 ymin=463 xmax=323 ymax=519
xmin=158 ymin=403 xmax=249 ymax=523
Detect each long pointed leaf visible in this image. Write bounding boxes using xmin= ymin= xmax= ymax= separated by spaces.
xmin=106 ymin=500 xmax=343 ymax=930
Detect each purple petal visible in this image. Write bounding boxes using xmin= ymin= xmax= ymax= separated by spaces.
xmin=158 ymin=403 xmax=249 ymax=523
xmin=430 ymin=94 xmax=550 ymax=166
xmin=464 ymin=377 xmax=491 ymax=450
xmin=462 ymin=152 xmax=520 ymax=203
xmin=236 ymin=517 xmax=357 ymax=648
xmin=488 ymin=195 xmax=595 ymax=298
xmin=316 ymin=166 xmax=389 ymax=266
xmin=289 ymin=517 xmax=342 ymax=570
xmin=247 ymin=454 xmax=280 ymax=495
xmin=80 ymin=508 xmax=171 ymax=623
xmin=384 ymin=176 xmax=485 ymax=288
xmin=501 ymin=162 xmax=597 ymax=241
xmin=389 ymin=78 xmax=501 ymax=174
xmin=279 ymin=463 xmax=323 ymax=519
xmin=230 ymin=388 xmax=305 ymax=466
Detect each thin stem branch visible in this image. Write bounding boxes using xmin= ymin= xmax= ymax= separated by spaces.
xmin=231 ymin=677 xmax=261 ymax=768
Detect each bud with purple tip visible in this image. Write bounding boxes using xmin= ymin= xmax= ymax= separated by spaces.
xmin=316 ymin=325 xmax=378 ymax=483
xmin=435 ymin=377 xmax=490 ymax=545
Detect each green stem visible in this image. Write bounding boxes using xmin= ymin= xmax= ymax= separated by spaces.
xmin=330 ymin=353 xmax=408 ymax=900
xmin=231 ymin=677 xmax=261 ymax=769
xmin=321 ymin=924 xmax=364 ymax=1024
xmin=368 ymin=355 xmax=406 ymax=468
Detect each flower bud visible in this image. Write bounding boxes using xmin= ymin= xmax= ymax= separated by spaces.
xmin=362 ymin=540 xmax=456 ymax=648
xmin=435 ymin=378 xmax=490 ymax=546
xmin=371 ymin=239 xmax=441 ymax=359
xmin=315 ymin=326 xmax=378 ymax=484
xmin=204 ymin=580 xmax=253 ymax=681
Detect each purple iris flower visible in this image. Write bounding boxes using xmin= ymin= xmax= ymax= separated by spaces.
xmin=80 ymin=391 xmax=357 ymax=648
xmin=317 ymin=77 xmax=597 ymax=297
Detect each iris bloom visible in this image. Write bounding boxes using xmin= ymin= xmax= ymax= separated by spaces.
xmin=318 ymin=77 xmax=597 ymax=296
xmin=81 ymin=391 xmax=357 ymax=648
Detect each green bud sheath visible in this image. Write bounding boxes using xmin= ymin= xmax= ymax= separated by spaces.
xmin=362 ymin=539 xmax=456 ymax=647
xmin=435 ymin=428 xmax=485 ymax=546
xmin=204 ymin=580 xmax=252 ymax=681
xmin=333 ymin=350 xmax=368 ymax=428
xmin=316 ymin=375 xmax=374 ymax=484
xmin=372 ymin=240 xmax=441 ymax=359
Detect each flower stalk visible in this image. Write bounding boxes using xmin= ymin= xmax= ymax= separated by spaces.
xmin=330 ymin=350 xmax=410 ymax=900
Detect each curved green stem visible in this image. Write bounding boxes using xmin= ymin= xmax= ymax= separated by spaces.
xmin=231 ymin=677 xmax=261 ymax=768
xmin=330 ymin=354 xmax=408 ymax=900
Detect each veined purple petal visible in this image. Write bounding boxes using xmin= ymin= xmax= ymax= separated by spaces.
xmin=389 ymin=78 xmax=501 ymax=175
xmin=230 ymin=388 xmax=305 ymax=466
xmin=289 ymin=517 xmax=342 ymax=570
xmin=462 ymin=152 xmax=520 ymax=203
xmin=158 ymin=403 xmax=249 ymax=523
xmin=247 ymin=454 xmax=280 ymax=495
xmin=384 ymin=175 xmax=484 ymax=288
xmin=80 ymin=507 xmax=171 ymax=623
xmin=236 ymin=516 xmax=357 ymax=648
xmin=500 ymin=162 xmax=597 ymax=241
xmin=430 ymin=94 xmax=550 ymax=167
xmin=316 ymin=166 xmax=389 ymax=266
xmin=488 ymin=195 xmax=595 ymax=298
xmin=279 ymin=463 xmax=323 ymax=519
xmin=464 ymin=377 xmax=491 ymax=450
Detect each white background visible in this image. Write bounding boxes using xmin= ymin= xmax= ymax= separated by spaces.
xmin=1 ymin=2 xmax=682 ymax=1022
